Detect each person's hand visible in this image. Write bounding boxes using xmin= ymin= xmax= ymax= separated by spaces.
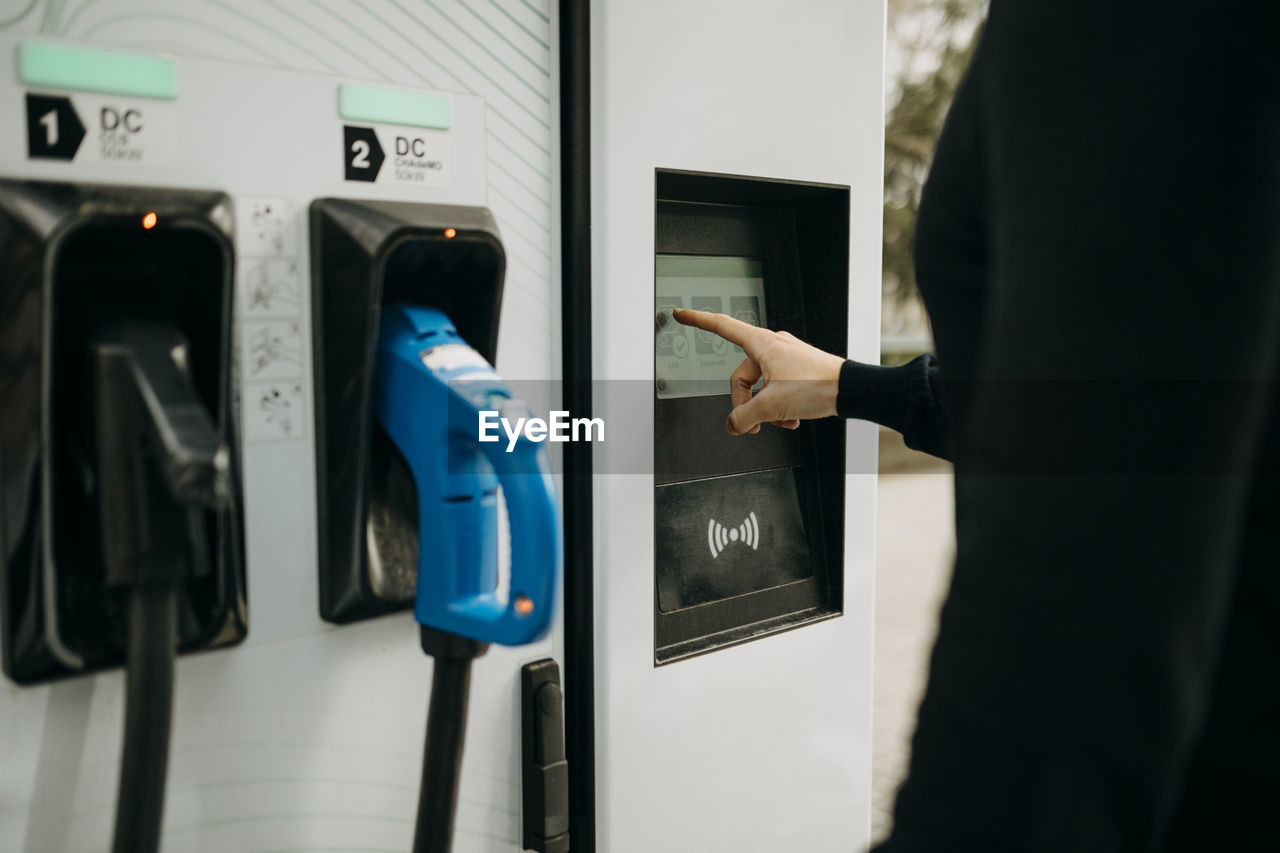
xmin=671 ymin=308 xmax=844 ymax=435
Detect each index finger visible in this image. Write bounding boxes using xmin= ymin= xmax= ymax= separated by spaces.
xmin=671 ymin=308 xmax=769 ymax=358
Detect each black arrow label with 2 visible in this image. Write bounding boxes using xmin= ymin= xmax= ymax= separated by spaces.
xmin=343 ymin=125 xmax=385 ymax=182
xmin=26 ymin=94 xmax=86 ymax=161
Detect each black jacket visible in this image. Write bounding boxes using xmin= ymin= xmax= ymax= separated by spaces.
xmin=852 ymin=2 xmax=1280 ymax=850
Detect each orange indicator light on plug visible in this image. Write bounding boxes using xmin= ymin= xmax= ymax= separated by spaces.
xmin=141 ymin=211 xmax=157 ymax=230
xmin=514 ymin=594 xmax=534 ymax=616
xmin=444 ymin=227 xmax=457 ymax=239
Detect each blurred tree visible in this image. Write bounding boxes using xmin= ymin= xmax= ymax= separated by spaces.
xmin=883 ymin=0 xmax=987 ymax=305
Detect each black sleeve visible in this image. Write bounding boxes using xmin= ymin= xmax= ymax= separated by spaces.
xmin=835 ymin=354 xmax=948 ymax=460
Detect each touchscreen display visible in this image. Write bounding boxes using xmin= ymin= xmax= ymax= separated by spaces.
xmin=655 ymin=254 xmax=766 ymax=399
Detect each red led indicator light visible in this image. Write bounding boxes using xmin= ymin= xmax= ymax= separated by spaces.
xmin=444 ymin=227 xmax=457 ymax=239
xmin=141 ymin=212 xmax=158 ymax=230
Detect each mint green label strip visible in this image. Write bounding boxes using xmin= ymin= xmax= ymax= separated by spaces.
xmin=18 ymin=41 xmax=178 ymax=100
xmin=338 ymin=83 xmax=452 ymax=130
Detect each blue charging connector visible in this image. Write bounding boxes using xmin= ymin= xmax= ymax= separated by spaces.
xmin=373 ymin=301 xmax=562 ymax=853
xmin=372 ymin=302 xmax=561 ymax=645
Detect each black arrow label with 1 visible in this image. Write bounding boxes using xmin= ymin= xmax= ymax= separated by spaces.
xmin=26 ymin=94 xmax=86 ymax=161
xmin=343 ymin=125 xmax=385 ymax=182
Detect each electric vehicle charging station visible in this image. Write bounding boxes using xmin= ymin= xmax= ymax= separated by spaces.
xmin=0 ymin=2 xmax=885 ymax=851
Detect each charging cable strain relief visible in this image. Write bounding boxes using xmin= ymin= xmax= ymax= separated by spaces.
xmin=419 ymin=625 xmax=489 ymax=661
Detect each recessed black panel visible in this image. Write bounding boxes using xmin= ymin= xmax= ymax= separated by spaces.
xmin=309 ymin=199 xmax=506 ymax=624
xmin=0 ymin=180 xmax=247 ymax=685
xmin=653 ymin=169 xmax=849 ymax=664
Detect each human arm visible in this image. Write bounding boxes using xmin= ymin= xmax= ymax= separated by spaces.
xmin=671 ymin=308 xmax=950 ymax=458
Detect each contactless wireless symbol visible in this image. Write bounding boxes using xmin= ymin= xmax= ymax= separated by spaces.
xmin=707 ymin=512 xmax=760 ymax=559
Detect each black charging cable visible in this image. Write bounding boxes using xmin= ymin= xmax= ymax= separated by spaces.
xmin=115 ymin=582 xmax=178 ymax=853
xmin=88 ymin=323 xmax=227 ymax=853
xmin=413 ymin=626 xmax=490 ymax=853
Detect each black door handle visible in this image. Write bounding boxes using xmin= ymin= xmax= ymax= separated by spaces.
xmin=522 ymin=658 xmax=570 ymax=853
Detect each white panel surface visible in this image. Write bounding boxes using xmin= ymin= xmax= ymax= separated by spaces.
xmin=590 ymin=1 xmax=884 ymax=851
xmin=0 ymin=1 xmax=885 ymax=851
xmin=0 ymin=2 xmax=559 ymax=851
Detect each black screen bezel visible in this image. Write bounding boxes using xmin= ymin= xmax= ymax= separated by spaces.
xmin=653 ymin=170 xmax=850 ymax=664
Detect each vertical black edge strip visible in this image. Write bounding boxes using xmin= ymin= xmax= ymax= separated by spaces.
xmin=559 ymin=0 xmax=596 ymax=850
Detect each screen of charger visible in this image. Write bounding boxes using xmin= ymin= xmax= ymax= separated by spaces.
xmin=655 ymin=254 xmax=766 ymax=399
